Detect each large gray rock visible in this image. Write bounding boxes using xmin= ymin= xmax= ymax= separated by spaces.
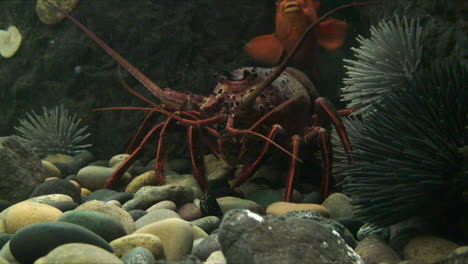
xmin=283 ymin=210 xmax=357 ymax=248
xmin=218 ymin=209 xmax=364 ymax=264
xmin=0 ymin=136 xmax=45 ymax=203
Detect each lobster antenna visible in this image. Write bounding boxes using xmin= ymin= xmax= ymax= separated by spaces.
xmin=116 ymin=66 xmax=159 ymax=108
xmin=43 ymin=0 xmax=169 ymax=102
xmin=238 ymin=2 xmax=383 ymax=113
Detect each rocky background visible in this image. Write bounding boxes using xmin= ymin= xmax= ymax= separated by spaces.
xmin=0 ymin=0 xmax=374 ymax=159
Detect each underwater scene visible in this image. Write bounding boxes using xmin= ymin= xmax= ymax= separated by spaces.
xmin=0 ymin=0 xmax=466 ymax=263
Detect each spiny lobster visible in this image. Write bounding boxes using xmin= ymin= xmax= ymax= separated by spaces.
xmin=49 ymin=1 xmax=378 ymax=201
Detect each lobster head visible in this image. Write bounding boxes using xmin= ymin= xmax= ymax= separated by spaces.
xmin=199 ymin=68 xmax=260 ymax=114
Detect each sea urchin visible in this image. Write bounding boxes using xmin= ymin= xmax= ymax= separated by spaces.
xmin=341 ymin=15 xmax=423 ymax=116
xmin=341 ymin=58 xmax=467 ymax=227
xmin=14 ymin=105 xmax=92 ymax=156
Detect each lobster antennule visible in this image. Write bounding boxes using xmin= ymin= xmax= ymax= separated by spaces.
xmin=238 ymin=2 xmax=383 ymax=113
xmin=94 ymin=106 xmax=223 ymax=126
xmin=44 ymin=0 xmax=205 ymax=111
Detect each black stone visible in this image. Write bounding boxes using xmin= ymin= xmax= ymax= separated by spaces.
xmin=245 ymin=189 xmax=282 ymax=208
xmin=167 ymin=158 xmax=192 ymax=174
xmin=80 ymin=195 xmax=89 ymax=203
xmin=0 ymin=200 xmax=12 ymax=212
xmin=58 ymin=210 xmax=127 ymax=242
xmin=193 ymin=233 xmax=221 ymax=261
xmin=128 ymin=209 xmax=147 ymax=221
xmin=29 ymin=179 xmax=81 ymax=203
xmin=389 ymin=229 xmax=423 ymax=258
xmin=50 ymin=201 xmax=79 ymax=212
xmin=302 ymin=191 xmax=322 ymax=204
xmin=64 ymin=174 xmax=78 ymax=181
xmin=10 ymin=222 xmax=113 ymax=264
xmin=129 ymin=166 xmax=153 ymax=176
xmin=103 ymin=192 xmax=133 ymax=204
xmin=0 ymin=234 xmax=13 ymax=249
xmin=200 ymin=175 xmax=239 ymax=218
xmin=191 ymin=216 xmax=221 ymax=234
xmin=88 ymin=160 xmax=109 ymax=167
xmin=335 ymin=218 xmax=365 ymax=239
xmin=66 ymin=151 xmax=95 ymax=173
xmin=206 ymin=170 xmax=242 ymax=198
xmin=86 ymin=189 xmax=119 ymax=201
xmin=51 ymin=162 xmax=74 ymax=178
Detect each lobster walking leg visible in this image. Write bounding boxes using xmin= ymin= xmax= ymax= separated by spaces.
xmin=104 ymin=122 xmax=165 ymax=189
xmin=284 ymin=135 xmax=301 ymax=202
xmin=314 ymin=98 xmax=353 ymax=163
xmin=337 ymin=108 xmax=359 ymax=116
xmin=231 ymin=124 xmax=284 ymax=187
xmin=155 ymin=117 xmax=173 ymax=185
xmin=188 ymin=126 xmax=207 ymax=189
xmin=126 ymin=111 xmax=159 ymax=153
xmin=303 ymin=127 xmax=333 ymax=198
xmin=317 ymin=128 xmax=333 ymax=198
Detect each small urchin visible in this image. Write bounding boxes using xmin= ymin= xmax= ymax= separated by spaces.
xmin=14 ymin=105 xmax=92 ymax=156
xmin=341 ymin=15 xmax=423 ymax=116
xmin=341 ymin=58 xmax=467 ymax=228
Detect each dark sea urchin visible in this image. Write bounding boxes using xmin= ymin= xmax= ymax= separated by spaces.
xmin=14 ymin=105 xmax=92 ymax=156
xmin=341 ymin=59 xmax=467 ymax=228
xmin=341 ymin=15 xmax=422 ymax=115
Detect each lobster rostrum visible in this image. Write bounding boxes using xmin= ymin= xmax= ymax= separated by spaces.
xmin=48 ymin=1 xmax=379 ymax=201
